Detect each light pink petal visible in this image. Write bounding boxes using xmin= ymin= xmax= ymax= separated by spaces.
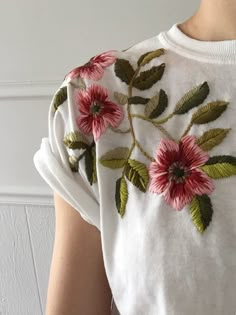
xmin=76 ymin=89 xmax=92 ymax=114
xmin=92 ymin=115 xmax=109 ymax=141
xmin=79 ymin=63 xmax=104 ymax=81
xmin=163 ymin=181 xmax=195 ymax=211
xmin=180 ymin=135 xmax=209 ymax=168
xmin=91 ymin=50 xmax=117 ymax=68
xmin=89 ymin=83 xmax=108 ymax=103
xmin=185 ymin=168 xmax=214 ymax=195
xmin=65 ymin=66 xmax=81 ymax=80
xmin=102 ymin=101 xmax=124 ymax=128
xmin=148 ymin=165 xmax=170 ymax=194
xmin=76 ymin=114 xmax=93 ymax=135
xmin=155 ymin=138 xmax=180 ymax=167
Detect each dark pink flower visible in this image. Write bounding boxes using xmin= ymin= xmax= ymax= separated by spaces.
xmin=65 ymin=50 xmax=117 ymax=81
xmin=148 ymin=135 xmax=214 ymax=210
xmin=76 ymin=83 xmax=124 ymax=141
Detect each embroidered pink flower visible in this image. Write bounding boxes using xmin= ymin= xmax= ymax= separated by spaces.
xmin=76 ymin=83 xmax=124 ymax=141
xmin=148 ymin=135 xmax=214 ymax=211
xmin=65 ymin=50 xmax=117 ymax=81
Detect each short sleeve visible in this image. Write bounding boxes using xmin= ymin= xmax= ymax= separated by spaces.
xmin=33 ymin=74 xmax=101 ymax=231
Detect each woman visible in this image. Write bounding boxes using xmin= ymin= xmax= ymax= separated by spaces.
xmin=34 ymin=0 xmax=236 ymax=314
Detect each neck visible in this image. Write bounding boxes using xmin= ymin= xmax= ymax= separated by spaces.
xmin=178 ymin=0 xmax=236 ymax=41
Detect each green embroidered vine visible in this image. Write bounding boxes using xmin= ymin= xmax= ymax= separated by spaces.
xmin=56 ymin=47 xmax=236 ymax=234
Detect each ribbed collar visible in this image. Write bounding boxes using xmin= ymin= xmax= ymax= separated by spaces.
xmin=158 ymin=22 xmax=236 ymax=64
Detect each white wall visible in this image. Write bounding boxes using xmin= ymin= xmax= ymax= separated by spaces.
xmin=0 ymin=0 xmax=199 ymax=314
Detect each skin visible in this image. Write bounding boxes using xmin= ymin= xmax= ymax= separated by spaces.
xmin=45 ymin=192 xmax=112 ymax=315
xmin=178 ymin=0 xmax=236 ymax=41
xmin=45 ymin=1 xmax=236 ymax=314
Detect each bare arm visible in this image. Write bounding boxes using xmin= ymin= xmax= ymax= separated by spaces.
xmin=45 ymin=191 xmax=112 ymax=315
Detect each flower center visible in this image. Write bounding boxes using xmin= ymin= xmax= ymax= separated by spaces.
xmin=90 ymin=101 xmax=102 ymax=115
xmin=168 ymin=161 xmax=189 ymax=183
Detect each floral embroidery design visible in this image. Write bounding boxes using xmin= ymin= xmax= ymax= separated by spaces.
xmin=148 ymin=135 xmax=214 ymax=211
xmin=75 ymin=83 xmax=124 ymax=141
xmin=64 ymin=50 xmax=117 ymax=81
xmin=58 ymin=47 xmax=236 ymax=234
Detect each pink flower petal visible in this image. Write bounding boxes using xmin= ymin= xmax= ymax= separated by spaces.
xmin=163 ymin=181 xmax=195 ymax=211
xmin=180 ymin=135 xmax=209 ymax=168
xmin=148 ymin=170 xmax=170 ymax=194
xmin=91 ymin=50 xmax=117 ymax=68
xmin=102 ymin=101 xmax=124 ymax=128
xmin=89 ymin=83 xmax=108 ymax=103
xmin=65 ymin=67 xmax=81 ymax=80
xmin=155 ymin=138 xmax=180 ymax=167
xmin=76 ymin=114 xmax=93 ymax=135
xmin=185 ymin=168 xmax=214 ymax=195
xmin=76 ymin=89 xmax=92 ymax=115
xmin=79 ymin=63 xmax=104 ymax=81
xmin=92 ymin=115 xmax=109 ymax=141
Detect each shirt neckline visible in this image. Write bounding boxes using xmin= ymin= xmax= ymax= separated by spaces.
xmin=157 ymin=22 xmax=236 ymax=64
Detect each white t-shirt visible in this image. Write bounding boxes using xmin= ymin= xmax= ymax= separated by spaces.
xmin=33 ymin=22 xmax=236 ymax=315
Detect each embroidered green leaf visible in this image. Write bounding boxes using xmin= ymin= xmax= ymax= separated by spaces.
xmin=128 ymin=96 xmax=150 ymax=105
xmin=114 ymin=58 xmax=135 ymax=84
xmin=64 ymin=131 xmax=89 ymax=150
xmin=99 ymin=147 xmax=130 ymax=168
xmin=196 ymin=128 xmax=231 ymax=151
xmin=113 ymin=92 xmax=129 ymax=105
xmin=53 ymin=86 xmax=67 ymax=111
xmin=191 ymin=101 xmax=229 ymax=125
xmin=124 ymin=159 xmax=149 ymax=192
xmin=70 ymin=77 xmax=87 ymax=90
xmin=115 ymin=177 xmax=128 ymax=217
xmin=189 ymin=194 xmax=213 ymax=233
xmin=84 ymin=148 xmax=96 ymax=185
xmin=145 ymin=89 xmax=168 ymax=119
xmin=200 ymin=155 xmax=236 ymax=178
xmin=69 ymin=155 xmax=79 ymax=172
xmin=137 ymin=48 xmax=165 ymax=66
xmin=174 ymin=81 xmax=209 ymax=114
xmin=133 ymin=63 xmax=165 ymax=90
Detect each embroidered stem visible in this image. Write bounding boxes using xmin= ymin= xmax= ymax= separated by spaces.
xmin=181 ymin=121 xmax=193 ymax=138
xmin=131 ymin=114 xmax=175 ymax=141
xmin=135 ymin=139 xmax=155 ymax=162
xmin=126 ymin=66 xmax=155 ymax=163
xmin=109 ymin=127 xmax=131 ymax=134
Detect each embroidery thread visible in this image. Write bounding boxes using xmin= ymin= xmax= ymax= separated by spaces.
xmin=58 ymin=47 xmax=236 ymax=234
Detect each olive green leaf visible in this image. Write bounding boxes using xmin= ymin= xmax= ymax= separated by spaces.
xmin=133 ymin=63 xmax=165 ymax=90
xmin=64 ymin=131 xmax=89 ymax=150
xmin=114 ymin=58 xmax=135 ymax=84
xmin=191 ymin=101 xmax=229 ymax=125
xmin=69 ymin=155 xmax=79 ymax=172
xmin=99 ymin=147 xmax=130 ymax=169
xmin=196 ymin=128 xmax=231 ymax=151
xmin=174 ymin=81 xmax=209 ymax=115
xmin=128 ymin=96 xmax=150 ymax=105
xmin=115 ymin=177 xmax=128 ymax=217
xmin=124 ymin=159 xmax=149 ymax=192
xmin=70 ymin=77 xmax=87 ymax=90
xmin=145 ymin=89 xmax=168 ymax=119
xmin=137 ymin=48 xmax=165 ymax=67
xmin=84 ymin=148 xmax=97 ymax=185
xmin=189 ymin=194 xmax=213 ymax=233
xmin=53 ymin=86 xmax=67 ymax=111
xmin=200 ymin=155 xmax=236 ymax=179
xmin=113 ymin=92 xmax=129 ymax=105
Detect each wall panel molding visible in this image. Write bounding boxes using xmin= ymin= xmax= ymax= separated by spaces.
xmin=0 ymin=186 xmax=53 ymax=205
xmin=0 ymin=80 xmax=62 ymax=100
